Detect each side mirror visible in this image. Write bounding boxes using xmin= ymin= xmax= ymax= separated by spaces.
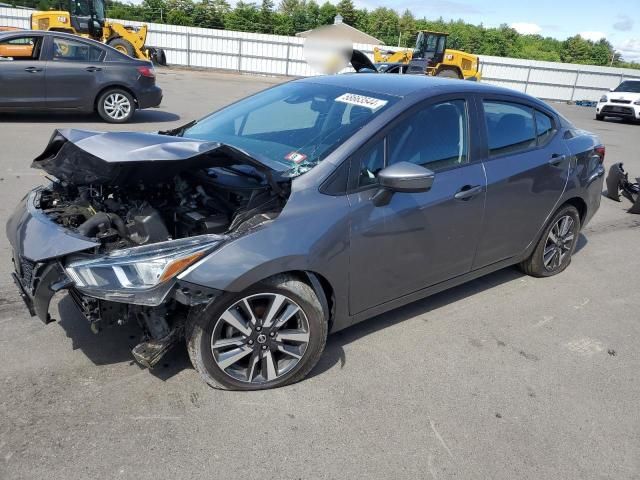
xmin=372 ymin=161 xmax=435 ymax=207
xmin=609 ymin=87 xmax=615 ymax=92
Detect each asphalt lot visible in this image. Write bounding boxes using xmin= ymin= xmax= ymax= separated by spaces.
xmin=0 ymin=68 xmax=639 ymax=480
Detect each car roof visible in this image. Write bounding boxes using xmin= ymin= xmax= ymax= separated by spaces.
xmin=0 ymin=29 xmax=146 ymax=62
xmin=0 ymin=29 xmax=105 ymax=47
xmin=297 ymin=73 xmax=547 ymax=105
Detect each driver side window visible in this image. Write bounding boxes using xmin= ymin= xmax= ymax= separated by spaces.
xmin=0 ymin=35 xmax=43 ymax=61
xmin=355 ymin=99 xmax=469 ymax=189
xmin=388 ymin=99 xmax=468 ymax=171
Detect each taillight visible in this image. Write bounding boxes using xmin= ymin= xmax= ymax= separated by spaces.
xmin=137 ymin=66 xmax=155 ymax=78
xmin=595 ymin=145 xmax=605 ymax=164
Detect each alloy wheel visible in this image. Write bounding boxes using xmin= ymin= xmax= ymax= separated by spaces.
xmin=210 ymin=293 xmax=310 ymax=384
xmin=103 ymin=93 xmax=132 ymax=121
xmin=543 ymin=215 xmax=575 ymax=271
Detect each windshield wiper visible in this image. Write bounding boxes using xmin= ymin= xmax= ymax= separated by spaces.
xmin=158 ymin=120 xmax=197 ymax=137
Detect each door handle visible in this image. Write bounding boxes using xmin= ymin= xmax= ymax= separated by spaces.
xmin=454 ymin=185 xmax=483 ymax=200
xmin=85 ymin=66 xmax=102 ymax=72
xmin=548 ymin=154 xmax=567 ymax=166
xmin=24 ymin=66 xmax=42 ymax=73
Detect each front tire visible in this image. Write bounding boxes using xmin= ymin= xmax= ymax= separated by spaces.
xmin=96 ymin=88 xmax=135 ymax=123
xmin=596 ymin=114 xmax=605 ymax=121
xmin=520 ymin=205 xmax=581 ymax=277
xmin=186 ymin=275 xmax=328 ymax=390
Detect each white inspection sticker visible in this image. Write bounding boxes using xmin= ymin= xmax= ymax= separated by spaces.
xmin=335 ymin=93 xmax=388 ymax=111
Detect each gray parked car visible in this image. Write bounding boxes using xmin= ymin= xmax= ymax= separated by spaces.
xmin=0 ymin=30 xmax=162 ymax=122
xmin=7 ymin=74 xmax=605 ymax=390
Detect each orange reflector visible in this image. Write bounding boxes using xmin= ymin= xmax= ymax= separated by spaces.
xmin=159 ymin=251 xmax=206 ymax=283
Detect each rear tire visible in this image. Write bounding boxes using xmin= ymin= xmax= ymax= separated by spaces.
xmin=596 ymin=114 xmax=605 ymax=121
xmin=436 ymin=68 xmax=461 ymax=79
xmin=96 ymin=88 xmax=135 ymax=123
xmin=186 ymin=275 xmax=328 ymax=390
xmin=520 ymin=205 xmax=581 ymax=278
xmin=108 ymin=37 xmax=135 ymax=57
xmin=154 ymin=48 xmax=167 ymax=66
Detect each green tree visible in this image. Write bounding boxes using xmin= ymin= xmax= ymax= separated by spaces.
xmin=258 ymin=0 xmax=275 ymax=33
xmin=278 ymin=0 xmax=300 ymax=15
xmin=224 ymin=1 xmax=260 ymax=32
xmin=398 ymin=9 xmax=415 ymax=47
xmin=366 ymin=7 xmax=399 ymax=46
xmin=562 ymin=35 xmax=592 ymax=64
xmin=591 ymin=38 xmax=614 ymax=66
xmin=192 ymin=0 xmax=227 ymax=28
xmin=335 ymin=0 xmax=356 ymax=25
xmin=11 ymin=0 xmax=640 ymax=71
xmin=165 ymin=0 xmax=195 ymax=25
xmin=317 ymin=1 xmax=336 ymax=25
xmin=140 ymin=0 xmax=167 ymax=23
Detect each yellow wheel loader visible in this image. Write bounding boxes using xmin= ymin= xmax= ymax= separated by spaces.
xmin=374 ymin=31 xmax=481 ymax=81
xmin=30 ymin=0 xmax=167 ymax=65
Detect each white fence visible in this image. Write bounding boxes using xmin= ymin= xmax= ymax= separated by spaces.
xmin=3 ymin=6 xmax=640 ymax=102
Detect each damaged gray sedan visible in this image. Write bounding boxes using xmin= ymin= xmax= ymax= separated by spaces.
xmin=7 ymin=75 xmax=605 ymax=390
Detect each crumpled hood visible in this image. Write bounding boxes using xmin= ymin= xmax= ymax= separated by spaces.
xmin=32 ymin=129 xmax=276 ymax=186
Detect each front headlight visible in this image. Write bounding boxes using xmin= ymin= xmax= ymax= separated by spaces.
xmin=634 ymin=100 xmax=640 ymax=106
xmin=65 ymin=235 xmax=221 ymax=305
xmin=600 ymin=95 xmax=608 ymax=103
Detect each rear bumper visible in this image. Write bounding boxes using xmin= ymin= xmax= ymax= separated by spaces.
xmin=582 ymin=164 xmax=606 ymax=228
xmin=136 ymin=86 xmax=163 ymax=109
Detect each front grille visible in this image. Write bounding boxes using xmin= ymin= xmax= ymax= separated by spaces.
xmin=610 ymin=99 xmax=632 ymax=104
xmin=602 ymin=106 xmax=634 ymax=116
xmin=20 ymin=256 xmax=36 ymax=287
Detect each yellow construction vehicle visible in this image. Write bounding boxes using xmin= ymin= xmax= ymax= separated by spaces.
xmin=30 ymin=0 xmax=166 ymax=65
xmin=374 ymin=31 xmax=480 ymax=80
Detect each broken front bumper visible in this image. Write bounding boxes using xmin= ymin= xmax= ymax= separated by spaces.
xmin=11 ymin=259 xmax=70 ymax=324
xmin=6 ymin=188 xmax=98 ymax=323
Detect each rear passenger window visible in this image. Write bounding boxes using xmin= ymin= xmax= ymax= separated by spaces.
xmin=52 ymin=37 xmax=104 ymax=62
xmin=484 ymin=101 xmax=536 ymax=157
xmin=388 ymin=99 xmax=468 ymax=171
xmin=535 ymin=110 xmax=555 ymax=146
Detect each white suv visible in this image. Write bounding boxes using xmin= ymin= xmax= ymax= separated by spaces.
xmin=596 ymin=80 xmax=640 ymax=122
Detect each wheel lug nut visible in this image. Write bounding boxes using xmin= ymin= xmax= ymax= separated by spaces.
xmin=269 ymin=332 xmax=275 ymax=337
xmin=248 ymin=340 xmax=254 ymax=345
xmin=262 ymin=345 xmax=267 ymax=350
xmin=256 ymin=326 xmax=262 ymax=331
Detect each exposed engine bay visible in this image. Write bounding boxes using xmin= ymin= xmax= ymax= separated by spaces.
xmin=38 ymin=166 xmax=285 ymax=251
xmin=11 ymin=128 xmax=292 ymax=368
xmin=32 ymin=128 xmax=290 ymax=249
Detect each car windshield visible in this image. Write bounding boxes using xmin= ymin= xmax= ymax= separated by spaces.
xmin=181 ymin=82 xmax=398 ymax=176
xmin=614 ymin=81 xmax=640 ymax=93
